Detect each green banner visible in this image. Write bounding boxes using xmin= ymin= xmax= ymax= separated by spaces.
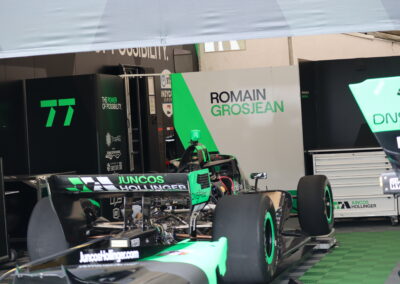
xmin=349 ymin=77 xmax=400 ymax=133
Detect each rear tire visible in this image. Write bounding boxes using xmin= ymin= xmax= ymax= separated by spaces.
xmin=212 ymin=193 xmax=277 ymax=283
xmin=297 ymin=175 xmax=334 ymax=236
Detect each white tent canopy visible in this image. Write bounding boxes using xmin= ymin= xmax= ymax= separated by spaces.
xmin=1 ymin=0 xmax=400 ymax=59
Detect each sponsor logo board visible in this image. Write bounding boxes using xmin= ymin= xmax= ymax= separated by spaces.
xmin=334 ymin=200 xmax=377 ymax=210
xmin=64 ymin=175 xmax=188 ymax=192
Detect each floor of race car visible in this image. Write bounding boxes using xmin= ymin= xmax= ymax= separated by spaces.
xmin=2 ymin=217 xmax=400 ymax=284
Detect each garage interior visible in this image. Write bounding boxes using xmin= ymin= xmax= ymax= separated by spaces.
xmin=1 ymin=3 xmax=400 ymax=284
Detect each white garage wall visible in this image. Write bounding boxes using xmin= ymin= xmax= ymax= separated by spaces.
xmin=198 ymin=33 xmax=400 ymax=70
xmin=199 ymin=38 xmax=291 ymax=70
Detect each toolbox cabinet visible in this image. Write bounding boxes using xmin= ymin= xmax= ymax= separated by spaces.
xmin=311 ymin=148 xmax=398 ymax=223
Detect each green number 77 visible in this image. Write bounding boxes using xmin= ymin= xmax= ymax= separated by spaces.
xmin=40 ymin=98 xmax=76 ymax=127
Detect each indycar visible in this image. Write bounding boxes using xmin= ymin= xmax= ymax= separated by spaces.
xmin=1 ymin=130 xmax=334 ymax=283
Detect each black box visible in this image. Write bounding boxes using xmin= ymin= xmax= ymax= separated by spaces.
xmin=25 ymin=74 xmax=128 ymax=174
xmin=0 ymin=81 xmax=29 ymax=175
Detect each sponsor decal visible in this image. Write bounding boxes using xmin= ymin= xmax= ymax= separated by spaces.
xmin=40 ymin=98 xmax=76 ymax=127
xmin=209 ymin=89 xmax=284 ymax=117
xmin=389 ymin=177 xmax=400 ymax=190
xmin=110 ymin=197 xmax=123 ymax=206
xmin=106 ymin=133 xmax=122 ymax=147
xmin=105 ymin=150 xmax=122 ymax=160
xmin=334 ymin=200 xmax=377 ymax=210
xmin=158 ymin=250 xmax=190 ymax=256
xmin=96 ymin=47 xmax=169 ymax=61
xmin=372 ymin=112 xmax=400 ymax=127
xmin=161 ymin=70 xmax=172 ymax=89
xmin=79 ymin=249 xmax=139 ymax=264
xmin=107 ymin=162 xmax=123 ymax=172
xmin=161 ymin=90 xmax=172 ymax=103
xmin=66 ymin=176 xmax=187 ymax=192
xmin=66 ymin=177 xmax=119 ymax=192
xmin=113 ymin=208 xmax=120 ymax=219
xmin=161 ymin=70 xmax=173 ymax=119
xmin=118 ymin=184 xmax=187 ymax=191
xmin=334 ymin=201 xmax=350 ymax=209
xmin=101 ymin=96 xmax=122 ymax=110
xmin=131 ymin=238 xmax=140 ymax=248
xmin=119 ymin=175 xmax=165 ymax=184
xmin=162 ymin=103 xmax=173 ymax=117
xmin=78 ymin=263 xmax=138 ymax=269
xmin=381 ymin=172 xmax=400 ymax=193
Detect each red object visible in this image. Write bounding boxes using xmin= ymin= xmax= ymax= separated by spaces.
xmin=219 ymin=176 xmax=234 ymax=194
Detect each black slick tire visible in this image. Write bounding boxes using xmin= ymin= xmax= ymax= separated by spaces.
xmin=297 ymin=175 xmax=334 ymax=236
xmin=212 ymin=193 xmax=277 ymax=283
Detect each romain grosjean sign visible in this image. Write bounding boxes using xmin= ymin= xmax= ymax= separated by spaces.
xmin=172 ymin=66 xmax=305 ymax=190
xmin=210 ymin=89 xmax=284 ymax=117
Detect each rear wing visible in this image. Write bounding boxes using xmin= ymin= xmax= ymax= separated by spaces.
xmin=45 ymin=170 xmax=212 ymax=246
xmin=349 ymin=77 xmax=400 ymax=177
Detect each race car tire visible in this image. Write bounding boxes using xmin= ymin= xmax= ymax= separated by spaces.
xmin=27 ymin=197 xmax=69 ymax=261
xmin=297 ymin=175 xmax=334 ymax=236
xmin=212 ymin=193 xmax=277 ymax=283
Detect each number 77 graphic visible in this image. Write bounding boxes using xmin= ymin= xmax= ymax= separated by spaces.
xmin=40 ymin=98 xmax=76 ymax=127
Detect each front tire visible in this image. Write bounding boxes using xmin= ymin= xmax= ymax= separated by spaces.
xmin=297 ymin=175 xmax=334 ymax=236
xmin=212 ymin=193 xmax=277 ymax=283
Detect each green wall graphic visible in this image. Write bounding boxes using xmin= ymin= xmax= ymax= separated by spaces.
xmin=40 ymin=98 xmax=76 ymax=127
xmin=171 ymin=73 xmax=219 ymax=152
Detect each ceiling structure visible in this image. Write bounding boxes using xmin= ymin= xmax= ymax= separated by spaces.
xmin=369 ymin=31 xmax=400 ymax=41
xmin=1 ymin=0 xmax=400 ymax=59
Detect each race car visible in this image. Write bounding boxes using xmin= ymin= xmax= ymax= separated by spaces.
xmin=1 ymin=130 xmax=334 ymax=283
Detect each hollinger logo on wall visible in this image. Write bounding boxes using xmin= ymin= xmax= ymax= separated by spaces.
xmin=334 ymin=200 xmax=376 ymax=210
xmin=209 ymin=88 xmax=285 ymax=117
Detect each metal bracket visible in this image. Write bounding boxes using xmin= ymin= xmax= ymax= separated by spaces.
xmin=123 ymin=196 xmax=133 ymax=231
xmin=189 ymin=203 xmax=206 ymax=239
xmin=141 ymin=196 xmax=151 ymax=230
xmin=313 ymin=229 xmax=337 ymax=251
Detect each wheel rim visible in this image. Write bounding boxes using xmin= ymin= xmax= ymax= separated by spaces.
xmin=324 ymin=185 xmax=333 ymax=224
xmin=264 ymin=211 xmax=275 ymax=265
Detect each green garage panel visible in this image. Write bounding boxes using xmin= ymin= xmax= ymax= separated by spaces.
xmin=300 ymin=231 xmax=400 ymax=283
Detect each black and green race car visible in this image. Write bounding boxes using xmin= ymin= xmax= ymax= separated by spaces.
xmin=1 ymin=130 xmax=334 ymax=284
